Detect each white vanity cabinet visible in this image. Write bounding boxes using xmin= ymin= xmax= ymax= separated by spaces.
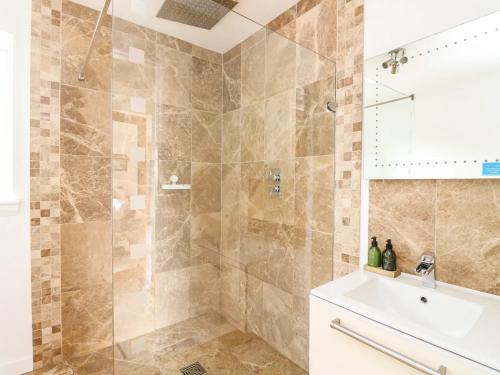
xmin=309 ymin=295 xmax=498 ymax=375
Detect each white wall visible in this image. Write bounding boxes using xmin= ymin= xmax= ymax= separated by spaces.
xmin=0 ymin=1 xmax=33 ymax=374
xmin=364 ymin=0 xmax=500 ymax=58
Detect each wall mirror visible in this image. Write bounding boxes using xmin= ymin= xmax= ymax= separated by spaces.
xmin=363 ymin=11 xmax=500 ymax=179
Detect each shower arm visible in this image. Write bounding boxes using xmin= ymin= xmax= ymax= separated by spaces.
xmin=78 ymin=0 xmax=112 ymax=81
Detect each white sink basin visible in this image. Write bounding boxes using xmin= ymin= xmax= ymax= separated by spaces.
xmin=345 ymin=277 xmax=483 ymax=338
xmin=311 ymin=270 xmax=500 ymax=372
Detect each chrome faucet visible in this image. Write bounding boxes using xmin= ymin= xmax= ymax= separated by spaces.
xmin=415 ymin=255 xmax=436 ymax=288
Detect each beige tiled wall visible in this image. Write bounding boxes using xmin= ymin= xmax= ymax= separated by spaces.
xmin=30 ymin=0 xmax=365 ymax=371
xmin=217 ymin=8 xmax=338 ymax=367
xmin=154 ymin=32 xmax=223 ymax=332
xmin=59 ymin=0 xmax=113 ymax=360
xmin=109 ymin=15 xmax=225 ymax=342
xmin=369 ymin=179 xmax=500 ymax=296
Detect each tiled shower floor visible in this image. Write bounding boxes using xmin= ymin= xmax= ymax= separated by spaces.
xmin=27 ymin=312 xmax=307 ymax=375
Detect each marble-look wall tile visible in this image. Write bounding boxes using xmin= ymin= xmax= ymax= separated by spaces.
xmin=265 ymin=90 xmax=296 ymax=161
xmin=246 ymin=241 xmax=294 ymax=296
xmin=113 ymin=298 xmax=155 ymax=345
xmin=192 ymin=45 xmax=222 ymax=64
xmin=192 ymin=110 xmax=222 ymax=163
xmin=223 ymin=54 xmax=241 ymax=113
xmin=290 ymin=295 xmax=309 ymax=370
xmin=189 ymin=263 xmax=220 ymax=317
xmin=190 ymin=212 xmax=221 ymax=260
xmin=241 ymin=39 xmax=265 ymax=106
xmin=191 ymin=163 xmax=221 ymax=214
xmin=222 ymin=110 xmax=241 ymax=163
xmin=62 ymin=0 xmax=112 ymax=27
xmin=156 ymin=190 xmax=190 ymax=220
xmin=262 ymin=282 xmax=293 ymax=358
xmin=293 ymin=229 xmax=333 ymax=297
xmin=267 ymin=6 xmax=297 ymax=42
xmin=241 ymin=102 xmax=265 ymax=162
xmin=157 ymin=33 xmax=193 ymax=54
xmin=61 ymin=284 xmax=113 ymax=358
xmin=246 ymin=275 xmax=263 ymax=337
xmin=220 ymin=258 xmax=247 ymax=331
xmin=155 ymin=264 xmax=219 ymax=329
xmin=157 ymin=46 xmax=192 ymax=108
xmin=61 ymin=15 xmax=111 ymax=91
xmin=296 ymin=44 xmax=335 ymax=89
xmin=436 ymin=180 xmax=500 ymax=295
xmin=113 ymin=17 xmax=156 ymax=46
xmin=192 ymin=56 xmax=222 ymax=113
xmin=242 ymin=28 xmax=266 ymax=52
xmin=265 ymin=31 xmax=296 ymax=97
xmin=61 ymin=155 xmax=111 ymax=223
xmin=155 ymin=215 xmax=191 ymax=273
xmin=295 ymin=156 xmax=334 ymax=233
xmin=296 ymin=0 xmax=337 ymax=60
xmin=113 ymin=58 xmax=155 ymax=99
xmin=370 ymin=179 xmax=500 ymax=297
xmin=154 ymin=268 xmax=190 ymax=328
xmin=221 ymin=163 xmax=241 ymax=260
xmin=223 ymin=44 xmax=241 ymax=63
xmin=61 ymin=222 xmax=112 ymax=291
xmin=296 ymin=112 xmax=334 ymax=157
xmin=60 ymin=85 xmax=111 ymax=157
xmin=113 ymin=21 xmax=156 ymax=65
xmin=369 ymin=180 xmax=436 ymax=274
xmin=240 ymin=162 xmax=265 ymax=223
xmin=297 ymin=0 xmax=322 ymax=17
xmin=157 ymin=105 xmax=191 ymax=161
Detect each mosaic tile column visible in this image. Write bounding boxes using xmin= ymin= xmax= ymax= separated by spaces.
xmin=30 ymin=0 xmax=63 ymax=370
xmin=333 ymin=0 xmax=364 ymax=277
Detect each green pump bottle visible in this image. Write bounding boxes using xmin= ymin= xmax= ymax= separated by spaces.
xmin=382 ymin=239 xmax=397 ymax=271
xmin=368 ymin=237 xmax=382 ymax=267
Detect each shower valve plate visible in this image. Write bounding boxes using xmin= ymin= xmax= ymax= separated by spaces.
xmin=179 ymin=362 xmax=207 ymax=375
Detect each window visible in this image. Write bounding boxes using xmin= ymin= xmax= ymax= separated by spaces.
xmin=0 ymin=31 xmax=14 ymax=201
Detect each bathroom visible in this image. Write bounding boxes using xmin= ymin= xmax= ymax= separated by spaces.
xmin=0 ymin=0 xmax=498 ymax=374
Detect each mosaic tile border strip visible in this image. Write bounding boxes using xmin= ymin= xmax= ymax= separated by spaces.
xmin=30 ymin=0 xmax=63 ymax=370
xmin=333 ymin=0 xmax=364 ymax=278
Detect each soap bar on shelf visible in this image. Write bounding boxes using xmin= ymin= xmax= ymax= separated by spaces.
xmin=364 ymin=264 xmax=401 ymax=278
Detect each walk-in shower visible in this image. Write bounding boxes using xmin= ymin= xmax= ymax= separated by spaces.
xmin=56 ymin=0 xmax=337 ymax=373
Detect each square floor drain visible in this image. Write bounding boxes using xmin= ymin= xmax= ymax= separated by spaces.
xmin=179 ymin=362 xmax=207 ymax=375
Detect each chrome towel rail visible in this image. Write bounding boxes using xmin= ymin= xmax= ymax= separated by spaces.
xmin=330 ymin=319 xmax=447 ymax=375
xmin=365 ymin=94 xmax=415 ymax=109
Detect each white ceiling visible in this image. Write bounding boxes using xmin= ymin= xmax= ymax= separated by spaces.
xmin=364 ymin=0 xmax=500 ymax=58
xmin=72 ymin=0 xmax=300 ymax=53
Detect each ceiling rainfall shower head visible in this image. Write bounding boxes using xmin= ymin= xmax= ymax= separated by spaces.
xmin=157 ymin=0 xmax=238 ymax=30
